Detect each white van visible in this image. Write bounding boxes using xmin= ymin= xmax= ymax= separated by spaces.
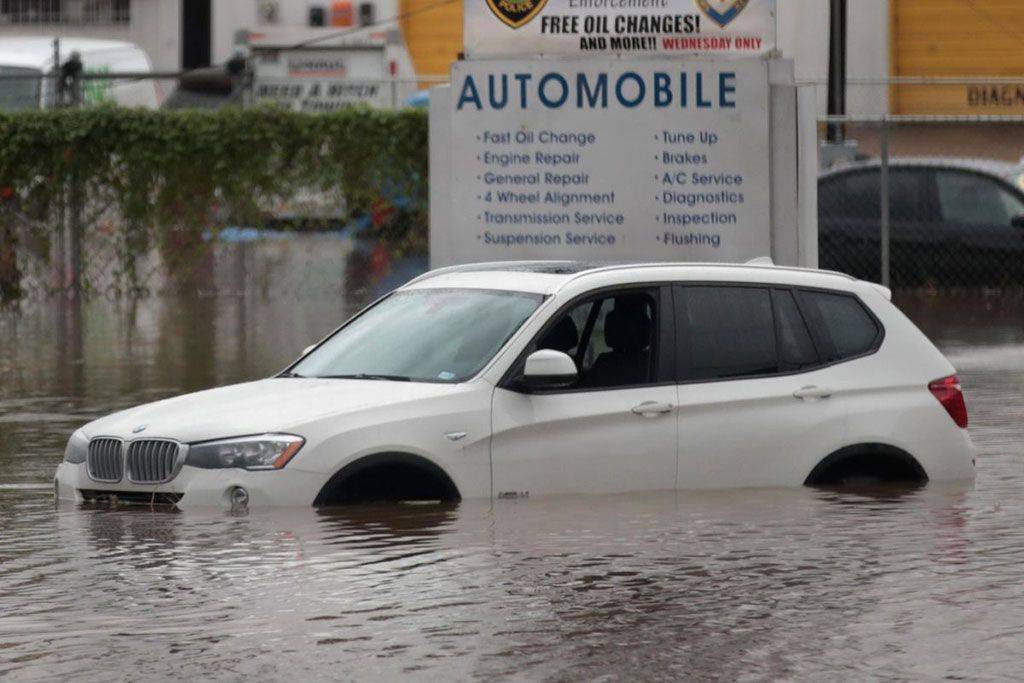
xmin=0 ymin=37 xmax=158 ymax=110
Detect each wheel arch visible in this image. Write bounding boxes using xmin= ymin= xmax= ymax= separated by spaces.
xmin=312 ymin=451 xmax=461 ymax=506
xmin=804 ymin=443 xmax=929 ymax=487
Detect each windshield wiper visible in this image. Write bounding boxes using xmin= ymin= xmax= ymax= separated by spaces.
xmin=314 ymin=373 xmax=413 ymax=382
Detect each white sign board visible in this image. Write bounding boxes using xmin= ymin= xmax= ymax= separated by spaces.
xmin=465 ymin=0 xmax=775 ymax=59
xmin=252 ymin=47 xmax=390 ymax=110
xmin=447 ymin=58 xmax=771 ymax=263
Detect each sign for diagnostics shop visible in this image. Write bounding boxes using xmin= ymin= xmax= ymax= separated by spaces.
xmin=465 ymin=0 xmax=776 ymax=57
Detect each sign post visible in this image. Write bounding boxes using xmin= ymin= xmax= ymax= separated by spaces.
xmin=430 ymin=0 xmax=819 ymax=268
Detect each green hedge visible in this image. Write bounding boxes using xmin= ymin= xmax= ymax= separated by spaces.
xmin=0 ymin=106 xmax=429 ymax=300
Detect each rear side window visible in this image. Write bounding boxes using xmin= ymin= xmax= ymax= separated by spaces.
xmin=772 ymin=289 xmax=818 ymax=371
xmin=676 ymin=286 xmax=779 ymax=380
xmin=798 ymin=290 xmax=880 ymax=360
xmin=675 ymin=285 xmax=879 ymax=382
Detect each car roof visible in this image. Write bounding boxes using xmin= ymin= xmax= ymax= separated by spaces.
xmin=403 ymin=261 xmax=859 ymax=296
xmin=822 ymin=156 xmax=1024 ymax=182
xmin=0 ymin=37 xmax=142 ymax=70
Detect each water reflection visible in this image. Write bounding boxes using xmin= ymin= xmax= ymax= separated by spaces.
xmin=3 ymin=484 xmax=1001 ymax=679
xmin=1 ymin=239 xmax=1023 ymax=678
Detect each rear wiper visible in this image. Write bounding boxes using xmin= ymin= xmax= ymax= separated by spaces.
xmin=314 ymin=373 xmax=412 ymax=382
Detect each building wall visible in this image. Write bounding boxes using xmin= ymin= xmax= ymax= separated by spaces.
xmin=398 ymin=0 xmax=461 ymax=78
xmin=891 ymin=0 xmax=1024 ymax=114
xmin=776 ymin=0 xmax=890 ymax=116
xmin=210 ymin=0 xmax=401 ymax=64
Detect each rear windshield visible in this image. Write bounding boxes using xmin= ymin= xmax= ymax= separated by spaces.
xmin=0 ymin=66 xmax=41 ymax=111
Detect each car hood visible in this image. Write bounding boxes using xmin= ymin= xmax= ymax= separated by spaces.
xmin=82 ymin=378 xmax=470 ymax=443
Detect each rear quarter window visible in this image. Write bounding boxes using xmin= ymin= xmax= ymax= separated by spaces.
xmin=798 ymin=290 xmax=881 ymax=361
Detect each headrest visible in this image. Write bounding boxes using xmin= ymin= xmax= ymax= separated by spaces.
xmin=604 ymin=297 xmax=651 ymax=352
xmin=539 ymin=315 xmax=579 ymax=353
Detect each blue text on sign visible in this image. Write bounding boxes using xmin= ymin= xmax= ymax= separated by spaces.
xmin=456 ymin=70 xmax=738 ymax=111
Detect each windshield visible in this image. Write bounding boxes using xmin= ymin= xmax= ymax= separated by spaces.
xmin=0 ymin=66 xmax=41 ymax=111
xmin=290 ymin=288 xmax=544 ymax=382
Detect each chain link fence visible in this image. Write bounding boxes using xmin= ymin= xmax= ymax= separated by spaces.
xmin=816 ymin=78 xmax=1024 ymax=292
xmin=8 ymin=72 xmax=1024 ymax=300
xmin=0 ymin=67 xmax=440 ymax=304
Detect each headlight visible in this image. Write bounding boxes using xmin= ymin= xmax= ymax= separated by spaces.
xmin=185 ymin=434 xmax=304 ymax=471
xmin=64 ymin=429 xmax=89 ymax=464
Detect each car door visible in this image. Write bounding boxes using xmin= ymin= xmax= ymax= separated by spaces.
xmin=672 ymin=285 xmax=850 ymax=488
xmin=490 ymin=286 xmax=678 ymax=498
xmin=933 ymin=169 xmax=1024 ymax=286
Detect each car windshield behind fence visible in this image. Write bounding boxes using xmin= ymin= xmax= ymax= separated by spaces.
xmin=291 ymin=289 xmax=543 ymax=383
xmin=0 ymin=66 xmax=40 ymax=111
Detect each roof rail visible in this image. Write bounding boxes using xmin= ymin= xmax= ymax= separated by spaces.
xmin=558 ymin=261 xmax=857 ymax=290
xmin=403 ymin=260 xmax=858 ymax=291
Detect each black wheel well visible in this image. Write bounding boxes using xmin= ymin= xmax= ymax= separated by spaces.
xmin=804 ymin=444 xmax=928 ymax=487
xmin=313 ymin=452 xmax=461 ymax=506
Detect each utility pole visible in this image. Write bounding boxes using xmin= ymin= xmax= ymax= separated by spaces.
xmin=827 ymin=0 xmax=847 ymax=143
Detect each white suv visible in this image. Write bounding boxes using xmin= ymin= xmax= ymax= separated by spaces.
xmin=55 ymin=261 xmax=975 ymax=508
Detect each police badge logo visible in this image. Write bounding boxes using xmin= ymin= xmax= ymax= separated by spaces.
xmin=697 ymin=0 xmax=751 ymax=28
xmin=486 ymin=0 xmax=549 ymax=29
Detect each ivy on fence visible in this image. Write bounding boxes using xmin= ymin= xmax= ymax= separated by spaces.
xmin=0 ymin=106 xmax=429 ymax=303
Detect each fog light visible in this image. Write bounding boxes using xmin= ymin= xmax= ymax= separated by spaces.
xmin=229 ymin=486 xmax=249 ymax=508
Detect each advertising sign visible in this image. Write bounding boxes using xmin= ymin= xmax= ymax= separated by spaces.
xmin=465 ymin=0 xmax=775 ymax=59
xmin=447 ymin=58 xmax=771 ymax=263
xmin=252 ymin=47 xmax=390 ymax=110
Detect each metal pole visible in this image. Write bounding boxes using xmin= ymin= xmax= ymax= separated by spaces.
xmin=51 ymin=38 xmax=60 ymax=109
xmin=67 ymin=64 xmax=84 ymax=297
xmin=827 ymin=0 xmax=847 ymax=143
xmin=51 ymin=38 xmax=65 ymax=291
xmin=879 ymin=121 xmax=891 ymax=288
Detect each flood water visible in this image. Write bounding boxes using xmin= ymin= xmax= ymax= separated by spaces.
xmin=1 ymin=238 xmax=1024 ymax=680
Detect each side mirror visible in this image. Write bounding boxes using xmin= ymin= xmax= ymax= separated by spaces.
xmin=1012 ymin=214 xmax=1024 ymax=229
xmin=518 ymin=349 xmax=577 ymax=390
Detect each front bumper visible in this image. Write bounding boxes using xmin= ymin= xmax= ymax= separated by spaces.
xmin=55 ymin=462 xmax=328 ymax=508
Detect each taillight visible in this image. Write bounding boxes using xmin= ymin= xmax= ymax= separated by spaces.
xmin=929 ymin=375 xmax=968 ymax=429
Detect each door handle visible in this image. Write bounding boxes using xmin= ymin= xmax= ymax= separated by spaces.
xmin=793 ymin=385 xmax=833 ymax=400
xmin=631 ymin=401 xmax=674 ymax=417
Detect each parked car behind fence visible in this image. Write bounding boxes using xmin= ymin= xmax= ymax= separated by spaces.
xmin=819 ymin=157 xmax=1024 ymax=289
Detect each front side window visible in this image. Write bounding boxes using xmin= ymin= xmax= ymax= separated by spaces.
xmin=532 ymin=289 xmax=660 ymax=389
xmin=936 ymin=170 xmax=1024 ymax=227
xmin=291 ymin=288 xmax=542 ymax=383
